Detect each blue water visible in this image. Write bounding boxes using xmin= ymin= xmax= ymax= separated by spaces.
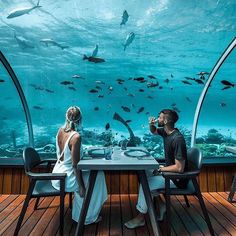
xmin=0 ymin=0 xmax=236 ymax=152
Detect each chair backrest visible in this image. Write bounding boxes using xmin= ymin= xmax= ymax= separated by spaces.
xmin=23 ymin=147 xmax=41 ymax=173
xmin=187 ymin=147 xmax=202 ymax=172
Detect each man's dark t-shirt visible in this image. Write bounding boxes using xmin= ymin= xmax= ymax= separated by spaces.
xmin=157 ymin=128 xmax=188 ymax=188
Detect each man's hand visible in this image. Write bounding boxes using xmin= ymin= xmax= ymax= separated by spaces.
xmin=153 ymin=165 xmax=164 ymax=175
xmin=149 ymin=116 xmax=157 ymax=125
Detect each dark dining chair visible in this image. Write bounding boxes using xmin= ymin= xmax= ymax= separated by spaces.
xmin=151 ymin=147 xmax=215 ymax=236
xmin=14 ymin=147 xmax=71 ymax=236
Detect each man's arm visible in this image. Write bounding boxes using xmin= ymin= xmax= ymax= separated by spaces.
xmin=159 ymin=159 xmax=185 ymax=173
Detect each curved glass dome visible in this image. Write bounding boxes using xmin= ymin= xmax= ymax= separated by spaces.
xmin=0 ymin=0 xmax=236 ymax=162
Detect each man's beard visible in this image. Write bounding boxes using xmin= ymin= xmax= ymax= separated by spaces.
xmin=158 ymin=121 xmax=164 ymax=127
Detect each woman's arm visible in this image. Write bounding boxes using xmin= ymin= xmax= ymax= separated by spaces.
xmin=70 ymin=134 xmax=86 ymax=197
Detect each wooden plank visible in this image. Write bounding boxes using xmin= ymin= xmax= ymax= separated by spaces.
xmin=207 ymin=167 xmax=216 ymax=192
xmin=105 ymin=171 xmax=111 ymax=194
xmin=171 ymin=196 xmax=204 ymax=236
xmin=129 ymin=171 xmax=138 ymax=194
xmin=206 ymin=193 xmax=236 ymax=225
xmin=109 ymin=194 xmax=122 ymax=236
xmin=120 ymin=194 xmax=136 ymax=236
xmin=215 ymin=166 xmax=225 ymax=191
xmin=0 ymin=195 xmax=10 ymax=204
xmin=110 ymin=171 xmax=120 ymax=194
xmin=210 ymin=192 xmax=236 ymax=216
xmin=2 ymin=169 xmax=12 ymax=194
xmin=187 ymin=195 xmax=229 ymax=236
xmin=176 ymin=196 xmax=211 ymax=236
xmin=0 ymin=168 xmax=4 ymax=193
xmin=199 ymin=167 xmax=208 ymax=192
xmin=30 ymin=197 xmax=61 ymax=236
xmin=120 ymin=171 xmax=129 ymax=194
xmin=0 ymin=195 xmax=25 ymax=224
xmin=49 ymin=194 xmax=70 ymax=236
xmin=0 ymin=195 xmax=18 ymax=212
xmin=96 ymin=195 xmax=111 ymax=236
xmin=218 ymin=192 xmax=236 ymax=207
xmin=224 ymin=167 xmax=236 ymax=191
xmin=201 ymin=193 xmax=236 ymax=235
xmin=20 ymin=172 xmax=29 ymax=194
xmin=0 ymin=197 xmax=37 ymax=236
xmin=17 ymin=197 xmax=55 ymax=236
xmin=11 ymin=168 xmax=22 ymax=194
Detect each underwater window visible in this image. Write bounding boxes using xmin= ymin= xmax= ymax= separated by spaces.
xmin=0 ymin=0 xmax=236 ymax=165
xmin=195 ymin=46 xmax=236 ymax=160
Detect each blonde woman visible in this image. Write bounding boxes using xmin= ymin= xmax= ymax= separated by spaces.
xmin=52 ymin=106 xmax=107 ymax=224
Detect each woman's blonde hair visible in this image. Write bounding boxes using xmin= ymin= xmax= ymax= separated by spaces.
xmin=64 ymin=106 xmax=82 ymax=132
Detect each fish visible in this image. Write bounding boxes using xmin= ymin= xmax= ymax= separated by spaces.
xmin=105 ymin=123 xmax=110 ymax=130
xmin=40 ymin=39 xmax=68 ymax=50
xmin=125 ymin=120 xmax=132 ymax=123
xmin=116 ymin=78 xmax=125 ymax=83
xmin=72 ymin=74 xmax=84 ymax=79
xmin=14 ymin=32 xmax=34 ymax=49
xmin=147 ymin=82 xmax=159 ymax=88
xmin=98 ymin=95 xmax=104 ymax=98
xmin=0 ymin=79 xmax=5 ymax=83
xmin=137 ymin=107 xmax=144 ymax=113
xmin=186 ymin=97 xmax=192 ymax=102
xmin=147 ymin=75 xmax=156 ymax=79
xmin=159 ymin=86 xmax=163 ymax=89
xmin=146 ymin=112 xmax=150 ymax=115
xmin=34 ymin=86 xmax=44 ymax=90
xmin=147 ymin=95 xmax=153 ymax=99
xmin=164 ymin=79 xmax=169 ymax=83
xmin=108 ymin=86 xmax=113 ymax=91
xmin=83 ymin=55 xmax=105 ymax=63
xmin=127 ymin=93 xmax=135 ymax=97
xmin=134 ymin=77 xmax=145 ymax=81
xmin=7 ymin=0 xmax=42 ymax=19
xmin=95 ymin=80 xmax=105 ymax=84
xmin=120 ymin=10 xmax=129 ymax=26
xmin=94 ymin=106 xmax=99 ymax=111
xmin=171 ymin=103 xmax=176 ymax=107
xmin=182 ymin=80 xmax=192 ymax=85
xmin=92 ymin=44 xmax=98 ymax=57
xmin=33 ymin=105 xmax=43 ymax=110
xmin=124 ymin=87 xmax=128 ymax=91
xmin=123 ymin=32 xmax=135 ymax=51
xmin=194 ymin=79 xmax=204 ymax=84
xmin=172 ymin=106 xmax=181 ymax=113
xmin=197 ymin=71 xmax=209 ymax=76
xmin=171 ymin=74 xmax=174 ymax=78
xmin=222 ymin=86 xmax=231 ymax=90
xmin=184 ymin=77 xmax=195 ymax=80
xmin=121 ymin=106 xmax=130 ymax=112
xmin=139 ymin=89 xmax=145 ymax=92
xmin=89 ymin=89 xmax=99 ymax=93
xmin=45 ymin=89 xmax=54 ymax=93
xmin=68 ymin=86 xmax=76 ymax=91
xmin=220 ymin=102 xmax=226 ymax=107
xmin=60 ymin=81 xmax=74 ymax=85
xmin=95 ymin=85 xmax=102 ymax=90
xmin=221 ymin=80 xmax=234 ymax=87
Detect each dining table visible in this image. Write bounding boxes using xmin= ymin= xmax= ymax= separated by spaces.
xmin=75 ymin=146 xmax=161 ymax=236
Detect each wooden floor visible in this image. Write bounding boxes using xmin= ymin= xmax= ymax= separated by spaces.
xmin=0 ymin=192 xmax=235 ymax=236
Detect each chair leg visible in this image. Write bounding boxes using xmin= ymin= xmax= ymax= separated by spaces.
xmin=69 ymin=192 xmax=73 ymax=209
xmin=184 ymin=195 xmax=190 ymax=208
xmin=60 ymin=178 xmax=65 ymax=236
xmin=192 ymin=179 xmax=215 ymax=236
xmin=14 ymin=180 xmax=35 ymax=236
xmin=165 ymin=177 xmax=171 ymax=236
xmin=34 ymin=197 xmax=40 ymax=210
xmin=228 ymin=174 xmax=236 ymax=202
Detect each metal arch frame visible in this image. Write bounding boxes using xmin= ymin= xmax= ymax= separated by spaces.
xmin=0 ymin=51 xmax=34 ymax=147
xmin=191 ymin=37 xmax=236 ymax=147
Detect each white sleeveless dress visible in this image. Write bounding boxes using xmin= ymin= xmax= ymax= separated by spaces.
xmin=51 ymin=131 xmax=108 ymax=224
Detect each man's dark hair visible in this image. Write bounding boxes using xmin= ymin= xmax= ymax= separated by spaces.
xmin=160 ymin=109 xmax=179 ymax=124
